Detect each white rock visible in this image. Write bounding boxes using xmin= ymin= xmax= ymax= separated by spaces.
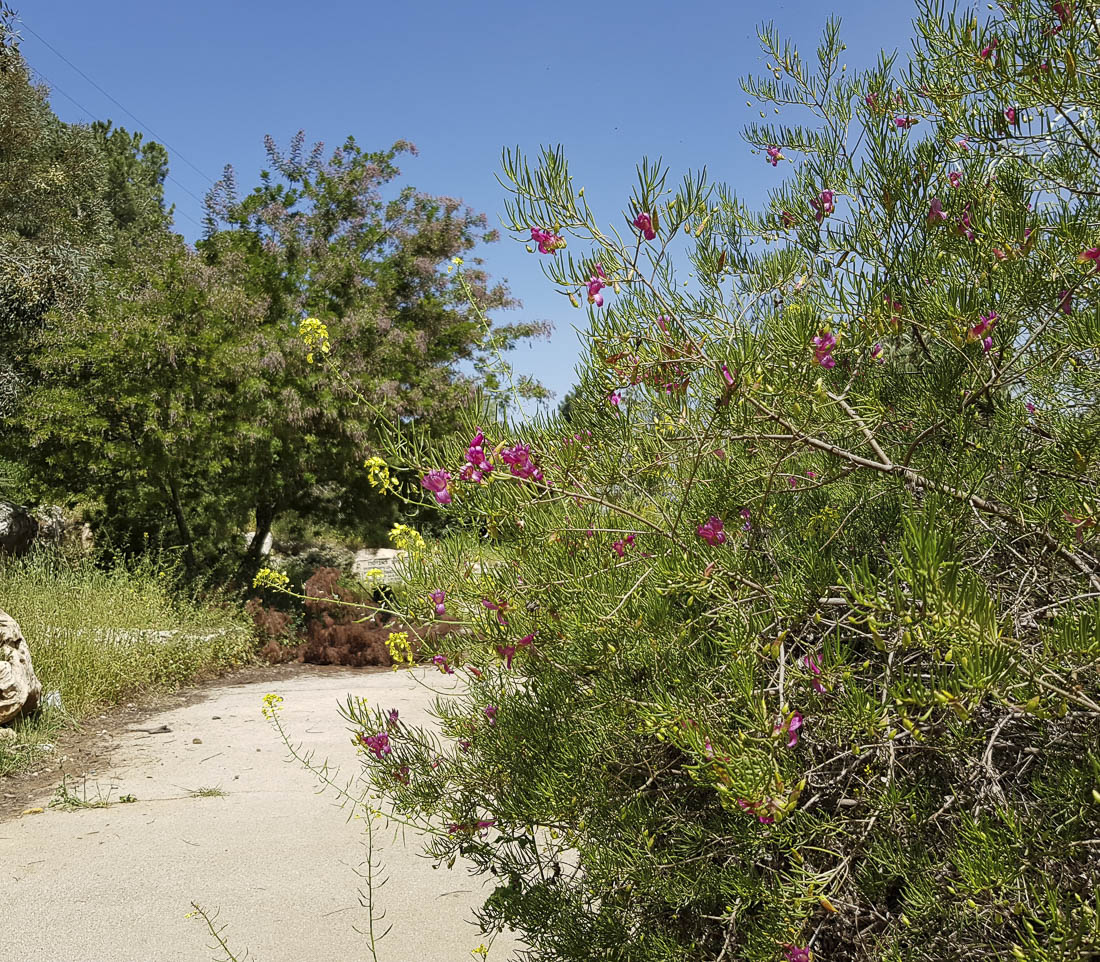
xmin=0 ymin=609 xmax=42 ymax=724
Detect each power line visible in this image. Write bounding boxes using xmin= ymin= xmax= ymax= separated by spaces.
xmin=17 ymin=17 xmax=219 ymax=187
xmin=27 ymin=64 xmax=209 ymax=234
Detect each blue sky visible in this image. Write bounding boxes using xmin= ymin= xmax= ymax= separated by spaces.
xmin=22 ymin=0 xmax=918 ymax=404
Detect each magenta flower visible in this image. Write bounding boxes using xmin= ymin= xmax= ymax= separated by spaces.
xmin=783 ymin=946 xmax=812 ymax=962
xmin=740 ymin=507 xmax=752 ymax=532
xmin=609 ymin=391 xmax=622 ymax=407
xmin=949 ymin=171 xmax=962 ymax=188
xmin=721 ymin=364 xmax=735 ymax=386
xmin=927 ymin=197 xmax=948 ymax=226
xmin=894 ymin=116 xmax=916 ymax=129
xmin=1059 ymin=290 xmax=1073 ymax=314
xmin=775 ymin=711 xmax=804 ymax=748
xmin=656 ymin=314 xmax=670 ymax=332
xmin=421 ymin=469 xmax=453 ymax=505
xmin=460 ymin=429 xmax=494 ymax=483
xmin=587 ymin=264 xmax=607 ymax=307
xmin=633 ymin=212 xmax=657 ymax=240
xmin=871 ymin=342 xmax=884 ymax=363
xmin=781 ymin=209 xmax=796 ymax=228
xmin=1079 ymin=247 xmax=1100 ymax=271
xmin=1054 ymin=1 xmax=1073 ymax=27
xmin=980 ymin=37 xmax=998 ymax=59
xmin=1026 ymin=401 xmax=1036 ymax=414
xmin=360 ymin=731 xmax=392 ymax=759
xmin=484 ymin=705 xmax=498 ymax=725
xmin=1005 ymin=107 xmax=1018 ymax=125
xmin=612 ymin=533 xmax=636 ymax=557
xmin=495 ymin=633 xmax=532 ymax=669
xmin=969 ymin=312 xmax=997 ymax=346
xmin=812 ymin=330 xmax=837 ymax=368
xmin=766 ymin=145 xmax=783 ymax=166
xmin=530 ymin=226 xmax=565 ymax=254
xmin=958 ymin=138 xmax=970 ymax=151
xmin=801 ymin=652 xmax=826 ymax=693
xmin=865 ymin=93 xmax=878 ymax=109
xmin=811 ymin=189 xmax=835 ymax=224
xmin=429 ymin=589 xmax=447 ymax=618
xmin=432 ymin=654 xmax=455 ymax=675
xmin=481 ymin=598 xmax=509 ymax=626
xmin=475 ymin=819 xmax=496 ymax=831
xmin=957 ymin=206 xmax=976 ymax=242
xmin=697 ymin=516 xmax=727 ymax=546
xmin=500 ymin=443 xmax=544 ymax=482
xmin=387 ymin=708 xmax=400 ymax=724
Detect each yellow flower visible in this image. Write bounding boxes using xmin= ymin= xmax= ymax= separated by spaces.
xmin=385 ymin=631 xmax=414 ymax=668
xmin=363 ymin=456 xmax=397 ymax=493
xmin=389 ymin=523 xmax=426 ymax=554
xmin=253 ymin=567 xmax=290 ymax=590
xmin=261 ymin=693 xmax=284 ymax=718
xmin=364 ymin=567 xmax=384 ymax=581
xmin=298 ymin=317 xmax=331 ymax=364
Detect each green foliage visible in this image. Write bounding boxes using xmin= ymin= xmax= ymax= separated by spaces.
xmin=5 ymin=123 xmax=548 ymax=577
xmin=345 ymin=3 xmax=1100 ymax=960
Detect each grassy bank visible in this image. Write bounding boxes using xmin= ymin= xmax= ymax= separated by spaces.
xmin=0 ymin=551 xmax=256 ymax=775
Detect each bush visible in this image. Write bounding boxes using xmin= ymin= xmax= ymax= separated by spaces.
xmin=340 ymin=4 xmax=1100 ymax=961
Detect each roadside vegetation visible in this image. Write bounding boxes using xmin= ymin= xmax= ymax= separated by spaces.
xmin=0 ymin=550 xmax=254 ymax=776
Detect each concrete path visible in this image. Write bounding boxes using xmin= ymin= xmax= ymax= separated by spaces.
xmin=1 ymin=666 xmax=517 ymax=962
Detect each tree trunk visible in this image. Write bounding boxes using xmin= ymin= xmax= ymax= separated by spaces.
xmin=164 ymin=474 xmax=196 ymax=571
xmin=237 ymin=500 xmax=278 ymax=585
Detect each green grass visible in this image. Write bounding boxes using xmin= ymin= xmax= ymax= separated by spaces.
xmin=0 ymin=550 xmax=256 ymax=775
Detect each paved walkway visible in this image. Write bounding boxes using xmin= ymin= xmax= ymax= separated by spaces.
xmin=1 ymin=667 xmax=517 ymax=962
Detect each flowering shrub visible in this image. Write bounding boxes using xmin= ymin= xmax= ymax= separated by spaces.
xmin=338 ymin=5 xmax=1100 ymax=961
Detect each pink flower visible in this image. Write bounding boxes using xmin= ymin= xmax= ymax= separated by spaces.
xmin=783 ymin=946 xmax=812 ymax=962
xmin=500 ymin=443 xmax=544 ymax=482
xmin=633 ymin=212 xmax=656 ymax=240
xmin=360 ymin=731 xmax=392 ymax=759
xmin=811 ymin=190 xmax=835 ymax=224
xmin=484 ymin=705 xmax=498 ymax=725
xmin=496 ymin=633 xmax=533 ymax=669
xmin=609 ymin=391 xmax=621 ymax=407
xmin=1005 ymin=107 xmax=1018 ymax=125
xmin=1025 ymin=401 xmax=1036 ymax=414
xmin=958 ymin=138 xmax=970 ymax=151
xmin=766 ymin=145 xmax=783 ymax=166
xmin=481 ymin=598 xmax=509 ymax=626
xmin=740 ymin=507 xmax=751 ymax=532
xmin=432 ymin=654 xmax=455 ymax=675
xmin=1054 ymin=2 xmax=1073 ymax=27
xmin=894 ymin=116 xmax=916 ymax=129
xmin=775 ymin=711 xmax=804 ymax=748
xmin=865 ymin=93 xmax=878 ymax=109
xmin=801 ymin=653 xmax=826 ymax=693
xmin=788 ymin=476 xmax=798 ymax=488
xmin=980 ymin=37 xmax=998 ymax=60
xmin=530 ymin=226 xmax=565 ymax=254
xmin=429 ymin=589 xmax=447 ymax=617
xmin=656 ymin=314 xmax=670 ymax=332
xmin=927 ymin=197 xmax=947 ymax=226
xmin=421 ymin=469 xmax=453 ymax=505
xmin=969 ymin=311 xmax=997 ymax=343
xmin=387 ymin=708 xmax=400 ymax=724
xmin=957 ymin=206 xmax=976 ymax=242
xmin=1059 ymin=289 xmax=1073 ymax=314
xmin=721 ymin=364 xmax=735 ymax=386
xmin=871 ymin=342 xmax=884 ymax=363
xmin=612 ymin=533 xmax=636 ymax=557
xmin=949 ymin=171 xmax=962 ymax=188
xmin=697 ymin=516 xmax=727 ymax=546
xmin=781 ymin=209 xmax=796 ymax=228
xmin=1079 ymin=247 xmax=1100 ymax=271
xmin=460 ymin=429 xmax=494 ymax=483
xmin=812 ymin=330 xmax=837 ymax=368
xmin=586 ymin=263 xmax=607 ymax=307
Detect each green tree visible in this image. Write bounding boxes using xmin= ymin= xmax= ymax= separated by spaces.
xmin=338 ymin=3 xmax=1100 ymax=960
xmin=12 ymin=130 xmax=547 ymax=575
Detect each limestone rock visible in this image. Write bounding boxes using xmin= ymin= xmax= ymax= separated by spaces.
xmin=0 ymin=502 xmax=37 ymax=555
xmin=0 ymin=609 xmax=42 ymax=724
xmin=352 ymin=547 xmax=403 ymax=584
